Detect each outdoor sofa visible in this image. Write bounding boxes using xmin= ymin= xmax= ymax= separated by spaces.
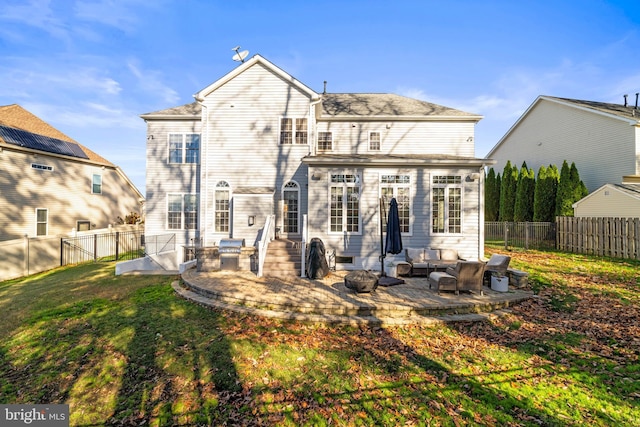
xmin=404 ymin=247 xmax=463 ymax=276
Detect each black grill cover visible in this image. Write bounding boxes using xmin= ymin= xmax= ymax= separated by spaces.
xmin=306 ymin=238 xmax=330 ymax=279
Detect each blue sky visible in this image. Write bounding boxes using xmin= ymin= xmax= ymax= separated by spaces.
xmin=1 ymin=0 xmax=639 ymax=195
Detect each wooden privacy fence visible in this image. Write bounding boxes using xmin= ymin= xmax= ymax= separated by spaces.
xmin=556 ymin=217 xmax=640 ymax=260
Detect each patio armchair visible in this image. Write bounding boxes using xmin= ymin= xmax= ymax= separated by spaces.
xmin=483 ymin=254 xmax=511 ymax=285
xmin=444 ymin=260 xmax=486 ymax=295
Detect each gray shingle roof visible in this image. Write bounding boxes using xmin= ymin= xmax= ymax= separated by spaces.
xmin=613 ymin=183 xmax=640 ymax=199
xmin=140 ymin=102 xmax=201 ymax=118
xmin=321 ymin=93 xmax=479 ymax=118
xmin=546 ymin=96 xmax=640 ymax=121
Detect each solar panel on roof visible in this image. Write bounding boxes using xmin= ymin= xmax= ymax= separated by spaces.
xmin=0 ymin=125 xmax=89 ymax=159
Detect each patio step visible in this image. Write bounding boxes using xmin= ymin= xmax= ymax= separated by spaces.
xmin=263 ymin=238 xmax=303 ymax=278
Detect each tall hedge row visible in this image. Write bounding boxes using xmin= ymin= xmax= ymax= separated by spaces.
xmin=485 ymin=160 xmax=587 ymax=222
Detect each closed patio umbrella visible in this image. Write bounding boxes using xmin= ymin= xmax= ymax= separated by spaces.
xmin=379 ymin=198 xmax=405 ymax=286
xmin=385 ymin=198 xmax=403 ymax=255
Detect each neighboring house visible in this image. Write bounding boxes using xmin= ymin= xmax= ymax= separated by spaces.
xmin=573 ymin=177 xmax=640 ymax=218
xmin=0 ymin=104 xmax=144 ymax=241
xmin=486 ymin=95 xmax=640 ymax=192
xmin=141 ymin=54 xmax=492 ymax=272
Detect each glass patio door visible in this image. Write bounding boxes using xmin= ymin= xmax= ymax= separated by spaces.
xmin=282 ymin=182 xmax=299 ymax=236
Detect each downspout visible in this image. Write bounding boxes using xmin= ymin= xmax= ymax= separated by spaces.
xmin=309 ymin=96 xmax=323 ymax=157
xmin=195 ymin=97 xmax=208 ymax=246
xmin=478 ymin=165 xmax=485 ymax=260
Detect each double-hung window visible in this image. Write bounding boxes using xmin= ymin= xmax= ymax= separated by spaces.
xmin=432 ymin=175 xmax=462 ymax=234
xmin=92 ymin=174 xmax=102 ymax=194
xmin=169 ymin=134 xmax=200 ymax=164
xmin=318 ymin=132 xmax=333 ymax=151
xmin=380 ymin=174 xmax=411 ymax=234
xmin=329 ymin=174 xmax=360 ymax=233
xmin=369 ymin=132 xmax=381 ymax=151
xmin=280 ymin=118 xmax=308 ymax=144
xmin=35 ymin=208 xmax=48 ymax=236
xmin=167 ymin=194 xmax=199 ymax=230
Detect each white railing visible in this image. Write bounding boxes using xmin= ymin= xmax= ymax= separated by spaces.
xmin=300 ymin=214 xmax=308 ymax=277
xmin=256 ymin=214 xmax=275 ymax=277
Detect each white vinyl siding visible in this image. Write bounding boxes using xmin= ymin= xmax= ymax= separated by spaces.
xmin=488 ymin=98 xmax=638 ymax=192
xmin=315 ymin=121 xmax=476 ymax=156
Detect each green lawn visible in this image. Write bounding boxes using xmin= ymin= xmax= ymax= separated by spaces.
xmin=1 ymin=248 xmax=639 ymax=426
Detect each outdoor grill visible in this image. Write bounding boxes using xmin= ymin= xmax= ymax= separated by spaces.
xmin=218 ymin=238 xmax=245 ymax=270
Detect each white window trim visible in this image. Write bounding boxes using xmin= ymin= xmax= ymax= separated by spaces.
xmin=91 ymin=174 xmax=102 ymax=194
xmin=282 ymin=180 xmax=301 ymax=235
xmin=327 ymin=172 xmax=362 ymax=235
xmin=368 ymin=131 xmax=381 ymax=151
xmin=35 ymin=208 xmax=48 ymax=236
xmin=167 ymin=133 xmax=201 ymax=164
xmin=214 ymin=181 xmax=231 ymax=234
xmin=166 ymin=193 xmax=199 ymax=230
xmin=430 ymin=173 xmax=464 ymax=235
xmin=317 ymin=131 xmax=333 ymax=152
xmin=379 ymin=172 xmax=413 ymax=236
xmin=279 ymin=117 xmax=309 ymax=145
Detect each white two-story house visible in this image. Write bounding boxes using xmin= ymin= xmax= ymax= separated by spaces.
xmin=141 ymin=55 xmax=492 ymax=273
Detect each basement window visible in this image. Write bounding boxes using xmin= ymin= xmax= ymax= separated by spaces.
xmin=335 ymin=255 xmax=354 ymax=264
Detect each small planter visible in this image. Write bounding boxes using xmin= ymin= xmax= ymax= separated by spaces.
xmin=491 ymin=275 xmax=509 ymax=292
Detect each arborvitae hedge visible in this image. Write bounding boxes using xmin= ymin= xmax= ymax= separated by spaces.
xmin=514 ymin=162 xmax=535 ymax=222
xmin=499 ymin=161 xmax=518 ymax=221
xmin=533 ymin=164 xmax=559 ymax=222
xmin=486 ymin=160 xmax=586 ymax=222
xmin=485 ymin=168 xmax=500 ymax=221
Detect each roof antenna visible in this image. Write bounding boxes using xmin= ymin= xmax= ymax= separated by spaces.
xmin=231 ymin=46 xmax=249 ymax=63
xmin=623 ymin=94 xmax=628 ymax=107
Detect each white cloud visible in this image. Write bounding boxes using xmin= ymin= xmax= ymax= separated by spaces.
xmin=0 ymin=0 xmax=70 ymax=41
xmin=127 ymin=60 xmax=180 ymax=104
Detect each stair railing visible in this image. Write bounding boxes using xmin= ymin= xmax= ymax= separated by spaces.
xmin=300 ymin=214 xmax=308 ymax=277
xmin=256 ymin=214 xmax=275 ymax=277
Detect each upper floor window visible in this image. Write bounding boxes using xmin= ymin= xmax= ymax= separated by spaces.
xmin=92 ymin=174 xmax=102 ymax=194
xmin=329 ymin=174 xmax=360 ymax=233
xmin=369 ymin=132 xmax=381 ymax=151
xmin=380 ymin=174 xmax=411 ymax=234
xmin=432 ymin=175 xmax=462 ymax=234
xmin=167 ymin=193 xmax=199 ymax=230
xmin=318 ymin=132 xmax=333 ymax=151
xmin=169 ymin=133 xmax=200 ymax=164
xmin=280 ymin=118 xmax=308 ymax=144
